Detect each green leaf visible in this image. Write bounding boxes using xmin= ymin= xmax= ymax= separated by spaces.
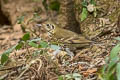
xmin=110 ymin=43 xmax=120 ymax=59
xmin=65 ymin=74 xmax=72 ymax=79
xmin=28 ymin=41 xmax=39 ymax=48
xmin=74 ymin=77 xmax=81 ymax=80
xmin=101 ymin=57 xmax=109 ymax=74
xmin=33 ymin=13 xmax=41 ymax=19
xmin=107 ymin=57 xmax=119 ymax=73
xmin=39 ymin=41 xmax=48 ymax=48
xmin=1 ymin=54 xmax=9 ymax=65
xmin=100 ymin=57 xmax=118 ymax=80
xmin=32 ymin=50 xmax=42 ymax=56
xmin=22 ymin=33 xmax=30 ymax=41
xmin=49 ymin=0 xmax=60 ymax=11
xmin=28 ymin=38 xmax=41 ymax=42
xmin=0 ymin=44 xmax=17 ymax=65
xmin=50 ymin=45 xmax=61 ymax=50
xmin=58 ymin=76 xmax=64 ymax=80
xmin=17 ymin=15 xmax=25 ymax=24
xmin=114 ymin=37 xmax=120 ymax=41
xmin=107 ymin=74 xmax=116 ymax=80
xmin=15 ymin=42 xmax=24 ymax=50
xmin=2 ymin=45 xmax=17 ymax=55
xmin=81 ymin=8 xmax=88 ymax=21
xmin=73 ymin=73 xmax=82 ymax=80
xmin=103 ymin=57 xmax=118 ymax=80
xmin=82 ymin=0 xmax=88 ymax=7
xmin=90 ymin=0 xmax=96 ymax=5
xmin=116 ymin=62 xmax=120 ymax=80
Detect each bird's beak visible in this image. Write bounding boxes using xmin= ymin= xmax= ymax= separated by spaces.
xmin=35 ymin=24 xmax=42 ymax=27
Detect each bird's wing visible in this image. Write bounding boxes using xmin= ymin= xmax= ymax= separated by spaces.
xmin=63 ymin=36 xmax=92 ymax=44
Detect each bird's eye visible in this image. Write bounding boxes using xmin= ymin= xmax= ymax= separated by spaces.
xmin=46 ymin=24 xmax=50 ymax=27
xmin=45 ymin=24 xmax=50 ymax=30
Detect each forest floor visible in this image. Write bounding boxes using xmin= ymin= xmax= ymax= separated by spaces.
xmin=0 ymin=19 xmax=119 ymax=80
xmin=0 ymin=0 xmax=120 ymax=80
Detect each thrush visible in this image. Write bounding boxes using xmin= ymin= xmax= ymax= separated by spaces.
xmin=40 ymin=21 xmax=93 ymax=49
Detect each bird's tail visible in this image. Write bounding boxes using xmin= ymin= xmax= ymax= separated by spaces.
xmin=91 ymin=41 xmax=116 ymax=46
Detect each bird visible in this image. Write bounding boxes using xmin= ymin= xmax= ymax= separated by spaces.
xmin=41 ymin=21 xmax=93 ymax=49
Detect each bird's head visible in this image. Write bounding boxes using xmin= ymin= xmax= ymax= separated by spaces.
xmin=42 ymin=21 xmax=56 ymax=35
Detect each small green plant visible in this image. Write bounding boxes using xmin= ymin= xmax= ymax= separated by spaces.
xmin=42 ymin=0 xmax=60 ymax=12
xmin=98 ymin=37 xmax=120 ymax=80
xmin=81 ymin=0 xmax=97 ymax=21
xmin=0 ymin=32 xmax=31 ymax=65
xmin=49 ymin=0 xmax=60 ymax=11
xmin=0 ymin=32 xmax=61 ymax=65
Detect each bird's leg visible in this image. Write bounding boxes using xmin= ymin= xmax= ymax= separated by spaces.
xmin=65 ymin=48 xmax=74 ymax=59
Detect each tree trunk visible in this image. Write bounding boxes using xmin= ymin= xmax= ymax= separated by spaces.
xmin=57 ymin=0 xmax=80 ymax=33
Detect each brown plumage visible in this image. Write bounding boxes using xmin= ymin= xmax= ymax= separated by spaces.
xmin=41 ymin=21 xmax=93 ymax=48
